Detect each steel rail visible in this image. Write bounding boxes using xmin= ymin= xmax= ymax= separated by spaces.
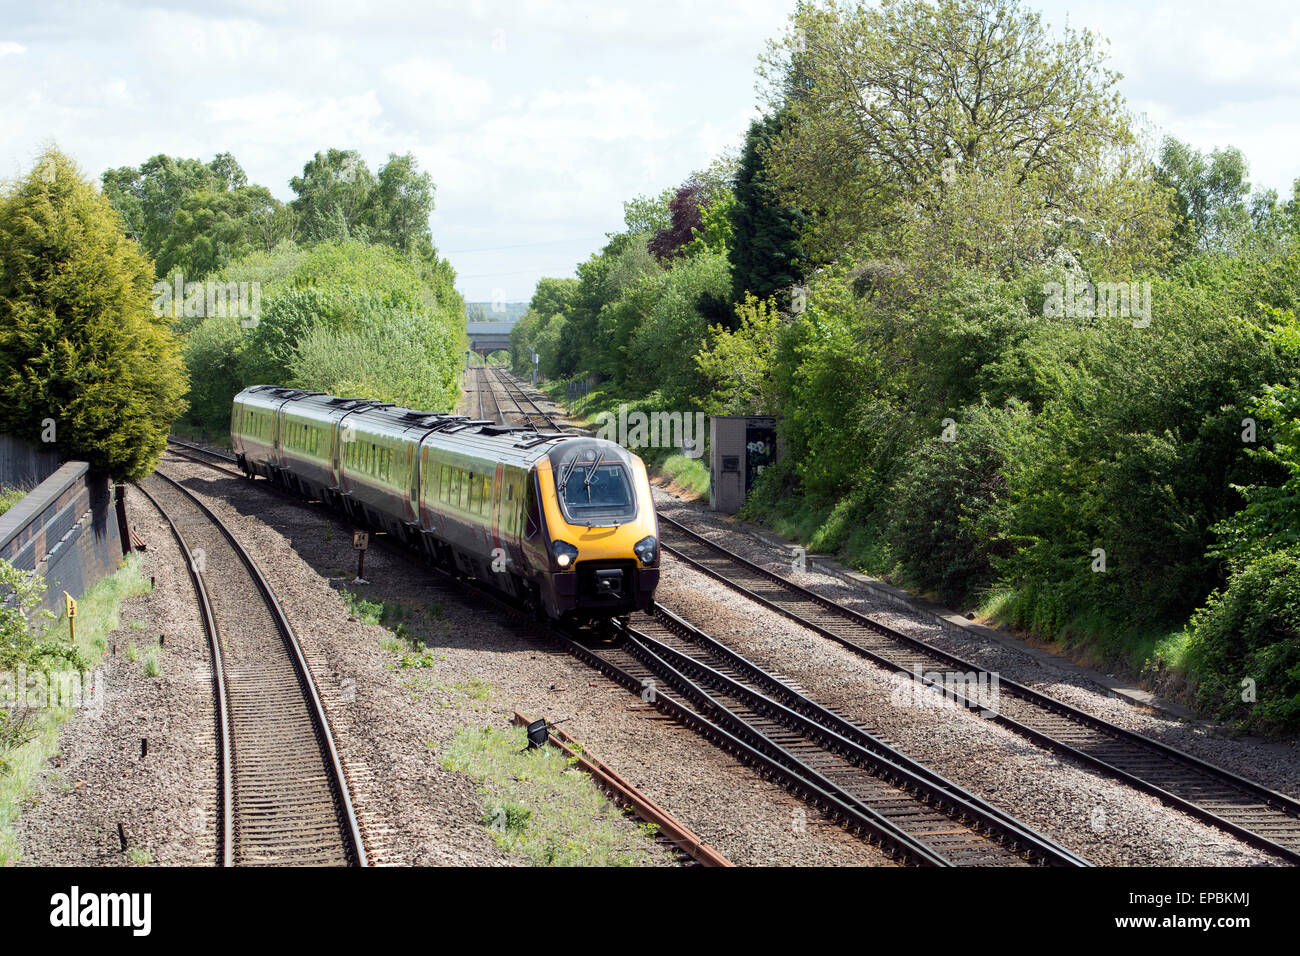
xmin=160 ymin=440 xmax=1081 ymax=865
xmin=621 ymin=610 xmax=1088 ymax=867
xmin=144 ymin=466 xmax=368 ymax=866
xmin=510 ymin=710 xmax=732 ymax=867
xmin=658 ymin=511 xmax=1300 ymax=864
xmin=133 ymin=480 xmax=235 ymax=866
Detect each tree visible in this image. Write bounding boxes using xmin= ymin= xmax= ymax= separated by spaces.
xmin=1157 ymin=138 xmax=1253 ymax=255
xmin=290 ymin=149 xmax=437 ymax=252
xmin=101 ymin=152 xmax=283 ymax=277
xmin=0 ymin=149 xmax=189 ymax=480
xmin=730 ymin=111 xmax=807 ymax=304
xmin=289 ymin=149 xmax=376 ymax=243
xmin=762 ymin=0 xmax=1141 ymax=260
xmin=649 ymin=178 xmax=711 ymax=261
xmin=622 ymin=188 xmax=675 ymax=235
xmin=366 ymin=152 xmax=435 ymax=253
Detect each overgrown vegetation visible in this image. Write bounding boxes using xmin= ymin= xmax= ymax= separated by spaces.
xmin=0 ymin=149 xmax=189 ymax=481
xmin=511 ymin=0 xmax=1300 ymax=734
xmin=0 ymin=486 xmax=27 ymax=517
xmin=441 ymin=724 xmax=669 ymax=867
xmin=1 ymin=556 xmax=152 ymax=863
xmin=98 ymin=146 xmax=468 ymax=436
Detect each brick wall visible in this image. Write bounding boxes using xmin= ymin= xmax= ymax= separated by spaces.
xmin=0 ymin=459 xmax=126 ymax=616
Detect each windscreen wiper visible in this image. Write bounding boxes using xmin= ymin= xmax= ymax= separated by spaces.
xmin=558 ymin=452 xmax=582 ymax=494
xmin=583 ymin=449 xmax=605 ymax=488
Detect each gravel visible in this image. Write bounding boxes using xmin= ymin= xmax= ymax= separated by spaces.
xmin=28 ymin=439 xmax=1279 ymax=868
xmin=14 ymin=491 xmax=219 ymax=866
xmin=27 ymin=453 xmax=890 ymax=867
xmin=651 ymin=483 xmax=1296 ymax=866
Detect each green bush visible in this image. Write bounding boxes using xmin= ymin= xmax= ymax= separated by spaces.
xmin=0 ymin=148 xmax=189 ymax=480
xmin=883 ymin=403 xmax=1022 ymax=606
xmin=180 ymin=239 xmax=466 ymax=430
xmin=1185 ymin=548 xmax=1300 ymax=734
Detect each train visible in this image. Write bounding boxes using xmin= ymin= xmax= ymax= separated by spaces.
xmin=229 ymin=385 xmax=660 ymax=621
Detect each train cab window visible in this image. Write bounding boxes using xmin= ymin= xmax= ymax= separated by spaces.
xmin=559 ymin=462 xmax=637 ymax=524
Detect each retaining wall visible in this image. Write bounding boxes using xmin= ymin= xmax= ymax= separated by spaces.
xmin=0 ymin=458 xmax=126 ymax=617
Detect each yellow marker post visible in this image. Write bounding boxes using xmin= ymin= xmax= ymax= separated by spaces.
xmin=64 ymin=591 xmax=77 ymax=644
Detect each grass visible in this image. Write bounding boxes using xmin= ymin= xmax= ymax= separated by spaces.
xmin=0 ymin=555 xmax=152 ymax=864
xmin=124 ymin=847 xmax=152 ymax=866
xmin=143 ymin=654 xmax=161 ymax=678
xmin=657 ymin=453 xmax=710 ymax=499
xmin=0 ymin=485 xmax=29 ymax=518
xmin=453 ymin=678 xmax=492 ymax=700
xmin=341 ymin=589 xmax=414 ymax=630
xmin=440 ymin=724 xmax=671 ymax=867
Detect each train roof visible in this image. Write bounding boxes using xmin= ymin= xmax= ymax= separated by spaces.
xmin=233 ymin=384 xmax=616 ymax=468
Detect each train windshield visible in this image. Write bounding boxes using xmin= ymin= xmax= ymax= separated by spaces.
xmin=557 ymin=461 xmax=637 ymax=525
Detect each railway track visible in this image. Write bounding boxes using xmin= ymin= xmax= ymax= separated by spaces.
xmin=488 ymin=366 xmax=567 ymax=432
xmin=657 ymin=512 xmax=1300 ymax=864
xmin=137 ymin=463 xmax=367 ymax=866
xmin=474 ymin=366 xmax=505 ymax=425
xmin=510 ymin=711 xmax=731 ymax=867
xmin=577 ymin=606 xmax=1089 ymax=866
xmin=160 ymin=439 xmax=1085 ymax=866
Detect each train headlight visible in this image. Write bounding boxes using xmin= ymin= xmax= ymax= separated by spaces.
xmin=551 ymin=540 xmax=579 ymax=569
xmin=634 ymin=535 xmax=657 ymax=566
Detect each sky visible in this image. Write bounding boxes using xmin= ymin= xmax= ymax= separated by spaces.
xmin=3 ymin=0 xmax=1300 ymax=302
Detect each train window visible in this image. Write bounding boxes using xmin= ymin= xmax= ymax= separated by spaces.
xmin=482 ymin=475 xmax=492 ymax=516
xmin=468 ymin=472 xmax=479 ymax=513
xmin=524 ymin=474 xmax=541 ymax=540
xmin=559 ymin=463 xmax=636 ymax=523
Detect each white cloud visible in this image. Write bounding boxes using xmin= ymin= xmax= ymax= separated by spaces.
xmin=381 ymin=57 xmax=493 ymax=129
xmin=10 ymin=1 xmax=1299 ymax=299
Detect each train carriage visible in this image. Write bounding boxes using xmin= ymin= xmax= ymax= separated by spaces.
xmin=230 ymin=385 xmax=659 ymax=620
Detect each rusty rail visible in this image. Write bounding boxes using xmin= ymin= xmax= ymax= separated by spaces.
xmin=511 ymin=711 xmax=731 ymax=868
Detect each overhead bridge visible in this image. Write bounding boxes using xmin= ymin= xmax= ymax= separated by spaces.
xmin=467 ymin=321 xmax=515 ymax=357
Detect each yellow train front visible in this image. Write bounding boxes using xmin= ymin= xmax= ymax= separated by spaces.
xmin=524 ymin=439 xmax=660 ymax=620
xmin=230 ymin=386 xmax=658 ymax=622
